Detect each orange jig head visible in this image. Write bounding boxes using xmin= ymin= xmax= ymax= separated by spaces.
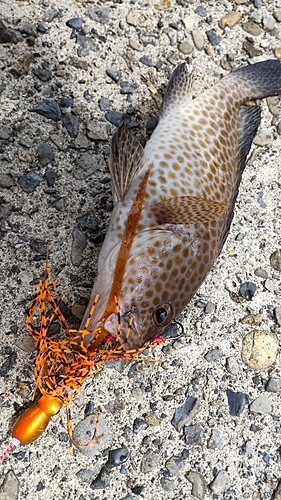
xmin=12 ymin=395 xmax=63 ymax=446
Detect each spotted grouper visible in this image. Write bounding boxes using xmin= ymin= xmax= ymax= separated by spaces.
xmin=81 ymin=59 xmax=281 ymax=351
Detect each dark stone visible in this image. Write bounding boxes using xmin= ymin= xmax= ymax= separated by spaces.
xmin=37 ymin=23 xmax=47 ymax=34
xmin=106 ymin=447 xmax=130 ymax=468
xmin=133 ymin=418 xmax=148 ymax=434
xmin=84 ymin=401 xmax=95 ymax=417
xmin=270 ymin=249 xmax=281 ymax=271
xmin=19 ymin=171 xmax=42 ymax=193
xmin=71 ymin=227 xmax=87 ymax=266
xmin=120 ymin=81 xmax=135 ymax=94
xmin=184 ymin=424 xmax=204 ymax=445
xmin=0 ymin=20 xmax=21 ymax=44
xmin=60 ymin=96 xmax=74 ymax=108
xmin=242 ymin=39 xmax=263 ymax=57
xmin=105 ymin=110 xmax=124 ymax=127
xmin=226 ymin=388 xmax=249 ymax=416
xmin=146 ymin=116 xmax=158 ymax=132
xmin=62 ymin=113 xmax=79 ymax=138
xmin=66 ymin=18 xmax=83 ymax=30
xmin=0 ymin=203 xmax=12 ymax=221
xmin=43 ymin=8 xmax=59 ymax=22
xmin=33 ymin=68 xmax=52 ymax=82
xmin=131 ymin=486 xmax=145 ymax=495
xmin=195 ymin=5 xmax=207 ymax=17
xmin=106 ymin=68 xmax=122 ymax=82
xmin=99 ymin=96 xmax=111 ymax=111
xmin=171 ymin=395 xmax=198 ymax=432
xmin=30 ymin=238 xmax=46 ymax=254
xmin=139 ymin=56 xmax=154 ymax=67
xmin=0 ymin=173 xmax=15 ymax=188
xmin=0 ymin=351 xmax=17 ymax=376
xmin=36 ymin=481 xmax=44 ymax=491
xmin=239 ymin=282 xmax=256 ymax=300
xmin=45 ymin=168 xmax=57 ymax=187
xmin=90 ymin=467 xmax=110 ymax=489
xmin=77 ymin=213 xmax=99 ymax=232
xmin=37 ymin=143 xmax=55 ymax=166
xmin=89 ymin=233 xmax=105 ymax=244
xmin=206 ymin=30 xmax=220 ymax=46
xmin=30 ymin=100 xmax=61 ymax=121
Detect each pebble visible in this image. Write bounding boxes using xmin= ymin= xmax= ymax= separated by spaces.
xmin=66 ymin=18 xmax=83 ymax=30
xmin=19 ymin=171 xmax=42 ymax=193
xmin=36 ymin=142 xmax=54 ymax=166
xmin=255 ymin=267 xmax=269 ymax=279
xmin=0 ymin=126 xmax=13 ymax=140
xmin=273 ymin=482 xmax=281 ymax=500
xmin=126 ymin=10 xmax=153 ymax=28
xmin=178 ymin=40 xmax=193 ymax=55
xmin=250 ymin=395 xmax=272 ymax=414
xmin=71 ymin=134 xmax=90 ymax=149
xmin=226 ymin=388 xmax=249 ymax=416
xmin=220 ymin=11 xmax=243 ymax=28
xmin=206 ymin=30 xmax=220 ymax=46
xmin=30 ymin=100 xmax=61 ymax=122
xmin=195 ymin=5 xmax=207 ymax=17
xmin=242 ymin=22 xmax=263 ymax=36
xmin=210 ymin=471 xmax=230 ymax=495
xmin=120 ymin=81 xmax=135 ymax=94
xmin=239 ymin=282 xmax=256 ymax=300
xmin=33 ymin=68 xmax=52 ymax=82
xmin=205 ymin=348 xmax=223 ymax=362
xmin=165 ymin=456 xmax=185 ymax=476
xmin=99 ymin=97 xmax=111 ymax=112
xmin=270 ymin=250 xmax=281 ymax=271
xmin=160 ymin=477 xmax=176 ymax=492
xmin=0 ymin=173 xmax=15 ymax=188
xmin=186 ymin=471 xmax=206 ymax=499
xmin=208 ymin=429 xmax=224 ymax=450
xmin=241 ymin=314 xmax=261 ymax=326
xmin=263 ymin=14 xmax=276 ymax=30
xmin=129 ymin=39 xmax=143 ymax=51
xmin=76 ymin=468 xmax=96 ymax=484
xmin=106 ymin=447 xmax=130 ymax=468
xmin=139 ymin=56 xmax=154 ymax=67
xmin=106 ymin=67 xmax=121 ymax=82
xmin=77 ymin=36 xmax=99 ymax=57
xmin=241 ymin=330 xmax=279 ymax=369
xmin=77 ymin=213 xmax=99 ymax=232
xmin=185 ymin=424 xmax=204 ymax=445
xmin=43 ymin=8 xmax=59 ymax=22
xmin=242 ymin=39 xmax=262 ymax=58
xmin=87 ymin=119 xmax=108 ymax=140
xmin=140 ymin=451 xmax=161 ymax=473
xmin=71 ymin=227 xmax=87 ymax=266
xmin=85 ymin=6 xmax=109 ymax=24
xmin=274 ymin=9 xmax=281 ymax=22
xmin=62 ymin=113 xmax=79 ymax=138
xmin=154 ymin=0 xmax=173 ymax=10
xmin=191 ymin=30 xmax=204 ymax=50
xmin=264 ymin=279 xmax=276 ymax=293
xmin=171 ymin=395 xmax=201 ymax=432
xmin=253 ymin=129 xmax=273 ymax=147
xmin=105 ymin=110 xmax=125 ymax=127
xmin=45 ymin=168 xmax=57 ymax=187
xmin=265 ymin=377 xmax=281 ymax=393
xmin=10 ymin=54 xmax=34 ymax=78
xmin=274 ymin=306 xmax=281 ymax=326
xmin=72 ymin=414 xmax=112 ymax=456
xmin=0 ymin=470 xmax=19 ymax=500
xmin=226 ymin=356 xmax=240 ymax=375
xmin=133 ymin=417 xmax=149 ymax=434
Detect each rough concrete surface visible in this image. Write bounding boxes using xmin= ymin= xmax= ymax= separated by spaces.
xmin=0 ymin=1 xmax=281 ymax=499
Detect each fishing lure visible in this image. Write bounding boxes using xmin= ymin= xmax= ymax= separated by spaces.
xmin=1 ymin=59 xmax=281 ymax=459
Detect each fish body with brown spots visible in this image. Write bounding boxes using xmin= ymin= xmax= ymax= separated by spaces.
xmin=81 ymin=60 xmax=281 ymax=351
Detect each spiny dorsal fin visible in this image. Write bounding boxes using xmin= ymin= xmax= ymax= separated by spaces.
xmin=109 ymin=125 xmax=144 ymax=201
xmin=159 ymin=60 xmax=194 ymax=120
xmin=149 ymin=196 xmax=228 ymax=225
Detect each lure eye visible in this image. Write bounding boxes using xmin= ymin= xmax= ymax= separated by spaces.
xmin=153 ymin=303 xmax=173 ymax=326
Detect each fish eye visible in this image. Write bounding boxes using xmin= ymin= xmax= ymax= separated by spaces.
xmin=153 ymin=303 xmax=173 ymax=326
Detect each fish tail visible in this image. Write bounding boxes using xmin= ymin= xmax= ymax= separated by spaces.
xmin=230 ymin=59 xmax=281 ymax=102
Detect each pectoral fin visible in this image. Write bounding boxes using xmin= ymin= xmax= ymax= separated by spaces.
xmin=150 ymin=196 xmax=228 ymax=225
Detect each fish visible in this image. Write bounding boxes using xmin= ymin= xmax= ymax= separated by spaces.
xmin=80 ymin=59 xmax=281 ymax=352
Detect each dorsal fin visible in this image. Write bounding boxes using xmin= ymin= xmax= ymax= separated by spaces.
xmin=159 ymin=60 xmax=194 ymax=120
xmin=149 ymin=196 xmax=228 ymax=225
xmin=109 ymin=125 xmax=144 ymax=202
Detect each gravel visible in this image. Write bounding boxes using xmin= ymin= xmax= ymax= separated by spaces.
xmin=1 ymin=1 xmax=281 ymax=499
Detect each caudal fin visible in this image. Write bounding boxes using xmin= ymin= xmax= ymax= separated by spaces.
xmin=232 ymin=59 xmax=281 ymax=101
